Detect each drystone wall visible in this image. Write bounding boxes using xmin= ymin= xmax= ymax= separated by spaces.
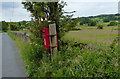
xmin=10 ymin=31 xmax=31 ymax=42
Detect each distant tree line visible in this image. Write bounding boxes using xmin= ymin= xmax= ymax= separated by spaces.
xmin=79 ymin=13 xmax=119 ymax=26
xmin=1 ymin=13 xmax=118 ymax=32
xmin=0 ymin=20 xmax=30 ymax=32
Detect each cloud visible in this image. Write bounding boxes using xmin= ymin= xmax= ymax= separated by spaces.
xmin=64 ymin=2 xmax=118 ymax=17
xmin=118 ymin=1 xmax=120 ymax=13
xmin=1 ymin=2 xmax=31 ymax=22
xmin=0 ymin=0 xmax=22 ymax=2
xmin=2 ymin=2 xmax=21 ymax=9
xmin=0 ymin=2 xmax=2 ymax=20
xmin=0 ymin=1 xmax=118 ymax=22
xmin=1 ymin=0 xmax=118 ymax=2
xmin=63 ymin=0 xmax=119 ymax=2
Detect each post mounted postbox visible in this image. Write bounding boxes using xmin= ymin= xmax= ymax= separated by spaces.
xmin=42 ymin=28 xmax=50 ymax=50
xmin=42 ymin=24 xmax=59 ymax=51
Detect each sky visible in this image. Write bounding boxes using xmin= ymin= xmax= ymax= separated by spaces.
xmin=0 ymin=0 xmax=119 ymax=22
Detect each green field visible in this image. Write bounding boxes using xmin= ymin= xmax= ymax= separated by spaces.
xmin=64 ymin=26 xmax=118 ymax=45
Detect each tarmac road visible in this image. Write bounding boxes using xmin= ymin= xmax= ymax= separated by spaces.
xmin=2 ymin=33 xmax=26 ymax=77
xmin=0 ymin=33 xmax=2 ymax=78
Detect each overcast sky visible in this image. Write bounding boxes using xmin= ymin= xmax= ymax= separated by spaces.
xmin=0 ymin=0 xmax=119 ymax=22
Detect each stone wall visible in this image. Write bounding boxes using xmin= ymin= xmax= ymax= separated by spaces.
xmin=10 ymin=31 xmax=31 ymax=42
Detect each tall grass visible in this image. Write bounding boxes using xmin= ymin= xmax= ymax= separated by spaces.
xmin=34 ymin=43 xmax=119 ymax=77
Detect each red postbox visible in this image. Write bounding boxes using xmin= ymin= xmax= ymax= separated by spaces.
xmin=42 ymin=28 xmax=50 ymax=50
xmin=42 ymin=26 xmax=58 ymax=50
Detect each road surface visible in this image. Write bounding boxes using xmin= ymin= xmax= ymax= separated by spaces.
xmin=0 ymin=33 xmax=2 ymax=78
xmin=2 ymin=33 xmax=26 ymax=77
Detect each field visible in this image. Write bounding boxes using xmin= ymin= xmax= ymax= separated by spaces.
xmin=64 ymin=26 xmax=118 ymax=45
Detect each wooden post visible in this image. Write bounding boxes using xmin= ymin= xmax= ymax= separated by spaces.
xmin=49 ymin=23 xmax=58 ymax=55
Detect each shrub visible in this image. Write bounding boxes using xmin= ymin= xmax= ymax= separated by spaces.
xmin=103 ymin=18 xmax=110 ymax=22
xmin=80 ymin=22 xmax=83 ymax=25
xmin=88 ymin=21 xmax=97 ymax=26
xmin=1 ymin=21 xmax=8 ymax=32
xmin=10 ymin=24 xmax=19 ymax=31
xmin=108 ymin=21 xmax=117 ymax=26
xmin=72 ymin=27 xmax=81 ymax=30
xmin=97 ymin=24 xmax=104 ymax=29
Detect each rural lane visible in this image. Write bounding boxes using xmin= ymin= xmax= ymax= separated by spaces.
xmin=2 ymin=33 xmax=26 ymax=77
xmin=0 ymin=33 xmax=2 ymax=78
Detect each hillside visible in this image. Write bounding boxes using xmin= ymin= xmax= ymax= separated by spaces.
xmin=77 ymin=13 xmax=119 ymax=27
xmin=80 ymin=13 xmax=119 ymax=20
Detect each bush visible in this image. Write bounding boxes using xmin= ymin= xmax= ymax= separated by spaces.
xmin=72 ymin=27 xmax=81 ymax=30
xmin=1 ymin=21 xmax=8 ymax=32
xmin=103 ymin=18 xmax=110 ymax=22
xmin=10 ymin=24 xmax=19 ymax=31
xmin=88 ymin=21 xmax=97 ymax=26
xmin=97 ymin=24 xmax=104 ymax=29
xmin=80 ymin=22 xmax=83 ymax=25
xmin=108 ymin=21 xmax=117 ymax=26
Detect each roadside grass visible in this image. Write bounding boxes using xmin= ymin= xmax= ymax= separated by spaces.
xmin=0 ymin=31 xmax=6 ymax=33
xmin=8 ymin=32 xmax=119 ymax=77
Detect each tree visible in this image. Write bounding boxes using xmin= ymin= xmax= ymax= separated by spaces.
xmin=22 ymin=1 xmax=77 ymax=40
xmin=1 ymin=21 xmax=8 ymax=32
xmin=80 ymin=22 xmax=83 ymax=25
xmin=22 ymin=1 xmax=78 ymax=55
xmin=22 ymin=2 xmax=63 ymax=37
xmin=88 ymin=21 xmax=97 ymax=26
xmin=80 ymin=17 xmax=91 ymax=24
xmin=108 ymin=21 xmax=117 ymax=26
xmin=103 ymin=17 xmax=110 ymax=22
xmin=18 ymin=20 xmax=29 ymax=30
xmin=9 ymin=22 xmax=19 ymax=31
xmin=97 ymin=24 xmax=104 ymax=29
xmin=0 ymin=22 xmax=2 ymax=31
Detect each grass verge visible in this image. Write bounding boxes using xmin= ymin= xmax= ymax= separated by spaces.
xmin=8 ymin=32 xmax=119 ymax=78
